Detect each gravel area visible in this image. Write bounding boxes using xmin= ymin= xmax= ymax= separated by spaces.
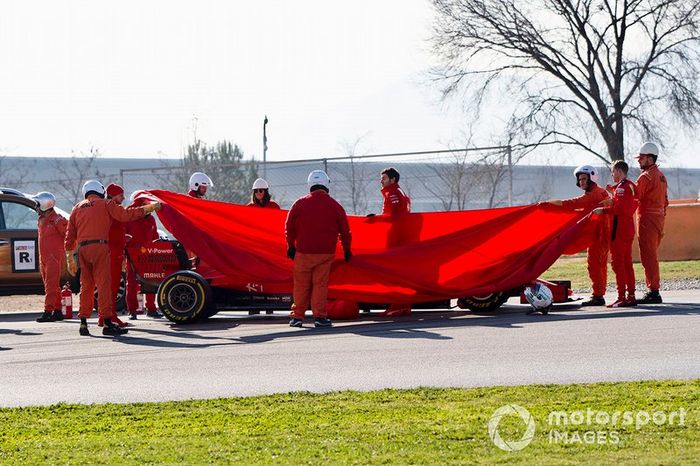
xmin=0 ymin=294 xmax=49 ymax=313
xmin=574 ymin=278 xmax=700 ymax=294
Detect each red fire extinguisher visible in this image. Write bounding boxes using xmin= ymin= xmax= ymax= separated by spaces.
xmin=61 ymin=282 xmax=73 ymax=319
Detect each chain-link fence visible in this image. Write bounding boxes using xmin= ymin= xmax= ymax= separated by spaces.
xmin=4 ymin=150 xmax=700 ymax=216
xmin=120 ymin=146 xmax=520 ymax=214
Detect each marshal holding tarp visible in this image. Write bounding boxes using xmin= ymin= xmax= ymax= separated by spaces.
xmin=133 ymin=190 xmax=597 ymax=309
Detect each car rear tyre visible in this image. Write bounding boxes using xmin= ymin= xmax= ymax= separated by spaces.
xmin=457 ymin=292 xmax=508 ymax=313
xmin=157 ymin=271 xmax=213 ymax=323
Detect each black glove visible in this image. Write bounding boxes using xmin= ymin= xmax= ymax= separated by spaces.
xmin=366 ymin=213 xmax=376 ymax=218
xmin=344 ymin=250 xmax=352 ymax=262
xmin=287 ymin=246 xmax=296 ymax=260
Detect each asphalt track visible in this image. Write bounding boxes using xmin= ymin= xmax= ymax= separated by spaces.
xmin=1 ymin=290 xmax=698 ymax=407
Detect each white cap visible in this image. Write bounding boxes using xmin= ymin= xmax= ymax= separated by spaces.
xmin=189 ymin=172 xmax=213 ymax=192
xmin=82 ymin=180 xmax=105 ymax=197
xmin=252 ymin=178 xmax=269 ymax=190
xmin=638 ymin=142 xmax=659 ymax=157
xmin=33 ymin=192 xmax=56 ymax=212
xmin=307 ymin=170 xmax=330 ymax=190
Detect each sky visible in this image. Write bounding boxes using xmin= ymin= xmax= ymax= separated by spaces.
xmin=1 ymin=0 xmax=697 ymax=167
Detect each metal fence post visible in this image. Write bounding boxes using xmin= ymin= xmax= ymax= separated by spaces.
xmin=507 ymin=145 xmax=513 ymax=207
xmin=263 ymin=115 xmax=268 ymax=179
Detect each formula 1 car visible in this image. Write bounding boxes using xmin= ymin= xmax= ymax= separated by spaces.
xmin=126 ymin=239 xmax=573 ymax=324
xmin=126 ymin=239 xmax=416 ymax=322
xmin=124 ymin=189 xmax=591 ymax=324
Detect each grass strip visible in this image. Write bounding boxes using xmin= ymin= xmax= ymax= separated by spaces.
xmin=541 ymin=258 xmax=700 ymax=291
xmin=1 ymin=380 xmax=698 ymax=464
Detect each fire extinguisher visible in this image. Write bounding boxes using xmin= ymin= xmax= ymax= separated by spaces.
xmin=61 ymin=282 xmax=73 ymax=319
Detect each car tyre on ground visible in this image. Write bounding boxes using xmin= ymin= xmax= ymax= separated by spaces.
xmin=157 ymin=270 xmax=213 ymax=324
xmin=457 ymin=292 xmax=508 ymax=313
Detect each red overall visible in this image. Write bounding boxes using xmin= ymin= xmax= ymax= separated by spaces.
xmin=38 ymin=210 xmax=68 ymax=312
xmin=125 ymin=214 xmax=159 ymax=313
xmin=65 ymin=196 xmax=147 ymax=319
xmin=285 ymin=190 xmax=351 ymax=318
xmin=381 ymin=183 xmax=411 ymax=215
xmin=247 ymin=200 xmax=281 ymax=209
xmin=381 ymin=183 xmax=413 ymax=315
xmin=608 ymin=178 xmax=639 ymax=300
xmin=636 ymin=164 xmax=668 ymax=291
xmin=109 ymin=220 xmax=127 ymax=305
xmin=560 ymin=183 xmax=611 ymax=297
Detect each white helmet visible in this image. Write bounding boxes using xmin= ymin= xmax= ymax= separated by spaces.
xmin=573 ymin=165 xmax=599 ymax=185
xmin=34 ymin=192 xmax=56 ymax=212
xmin=524 ymin=283 xmax=553 ymax=314
xmin=638 ymin=142 xmax=659 ymax=157
xmin=307 ymin=170 xmax=330 ymax=190
xmin=82 ymin=180 xmax=105 ymax=198
xmin=252 ymin=178 xmax=269 ymax=190
xmin=189 ymin=172 xmax=213 ymax=192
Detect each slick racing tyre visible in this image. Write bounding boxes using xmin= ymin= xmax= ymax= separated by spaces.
xmin=457 ymin=292 xmax=508 ymax=313
xmin=157 ymin=270 xmax=213 ymax=324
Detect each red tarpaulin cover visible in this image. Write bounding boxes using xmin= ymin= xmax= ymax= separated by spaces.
xmin=137 ymin=190 xmax=598 ymax=304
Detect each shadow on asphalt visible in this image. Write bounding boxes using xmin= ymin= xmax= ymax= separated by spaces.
xmin=114 ymin=302 xmax=700 ymax=349
xmin=0 ymin=328 xmax=42 ymax=336
xmin=2 ymin=303 xmax=698 ymax=350
xmin=227 ymin=303 xmax=700 ymax=345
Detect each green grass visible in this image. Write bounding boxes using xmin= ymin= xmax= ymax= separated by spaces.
xmin=1 ymin=380 xmax=698 ymax=464
xmin=541 ymin=258 xmax=700 ymax=290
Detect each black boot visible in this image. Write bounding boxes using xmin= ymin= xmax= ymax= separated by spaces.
xmin=637 ymin=290 xmax=662 ymax=304
xmin=51 ymin=310 xmax=64 ymax=321
xmin=79 ymin=323 xmax=90 ymax=336
xmin=36 ymin=311 xmax=55 ymax=323
xmin=580 ymin=296 xmax=606 ymax=307
xmin=103 ymin=322 xmax=128 ymax=336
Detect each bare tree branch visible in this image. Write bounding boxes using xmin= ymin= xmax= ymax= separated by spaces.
xmin=50 ymin=147 xmax=105 ymax=205
xmin=431 ymin=0 xmax=700 ymax=160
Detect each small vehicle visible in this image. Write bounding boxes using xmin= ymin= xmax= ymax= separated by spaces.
xmin=0 ymin=188 xmax=75 ymax=295
xmin=0 ymin=188 xmax=127 ymax=309
xmin=126 ymin=239 xmax=574 ymax=323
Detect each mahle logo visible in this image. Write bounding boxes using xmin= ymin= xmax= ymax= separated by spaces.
xmin=488 ymin=404 xmax=536 ymax=452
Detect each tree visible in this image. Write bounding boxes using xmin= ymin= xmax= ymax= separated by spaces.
xmin=418 ymin=145 xmax=518 ymax=211
xmin=474 ymin=151 xmax=511 ymax=208
xmin=431 ymin=0 xmax=700 ymax=162
xmin=168 ymin=140 xmax=259 ymax=204
xmin=333 ymin=136 xmax=373 ymax=215
xmin=50 ymin=147 xmax=105 ymax=205
xmin=0 ymin=156 xmax=35 ymax=190
xmin=421 ymin=150 xmax=479 ymax=211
